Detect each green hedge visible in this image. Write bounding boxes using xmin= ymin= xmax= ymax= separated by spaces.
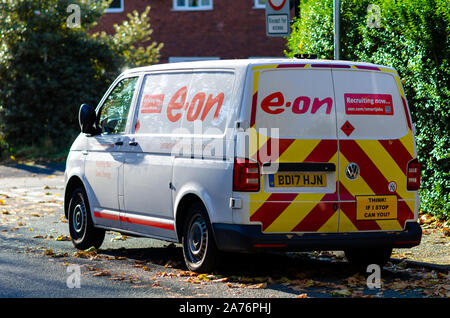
xmin=286 ymin=0 xmax=449 ymax=220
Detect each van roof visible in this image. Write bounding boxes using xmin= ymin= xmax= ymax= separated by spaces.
xmin=123 ymin=58 xmax=395 ymax=75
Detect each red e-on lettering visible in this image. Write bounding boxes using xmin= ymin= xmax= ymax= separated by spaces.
xmin=167 ymin=86 xmax=225 ymax=123
xmin=261 ymin=91 xmax=333 ymax=115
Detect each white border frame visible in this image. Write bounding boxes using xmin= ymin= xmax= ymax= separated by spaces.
xmin=172 ymin=0 xmax=213 ymax=11
xmin=254 ymin=0 xmax=266 ymax=9
xmin=168 ymin=57 xmax=220 ymax=63
xmin=105 ymin=0 xmax=124 ymax=13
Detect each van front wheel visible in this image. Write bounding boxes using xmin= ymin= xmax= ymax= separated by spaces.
xmin=182 ymin=203 xmax=218 ymax=273
xmin=68 ymin=187 xmax=105 ymax=250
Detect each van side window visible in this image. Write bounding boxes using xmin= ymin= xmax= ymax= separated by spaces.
xmin=134 ymin=71 xmax=235 ymax=135
xmin=181 ymin=71 xmax=235 ymax=135
xmin=135 ymin=72 xmax=193 ymax=134
xmin=99 ymin=77 xmax=138 ymax=135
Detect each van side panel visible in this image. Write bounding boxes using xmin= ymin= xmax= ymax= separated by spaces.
xmin=123 ymin=68 xmax=239 ymax=239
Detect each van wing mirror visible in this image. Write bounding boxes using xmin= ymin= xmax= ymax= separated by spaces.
xmin=78 ymin=104 xmax=99 ymax=135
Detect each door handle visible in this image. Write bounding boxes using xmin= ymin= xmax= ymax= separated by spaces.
xmin=114 ymin=141 xmax=123 ymax=146
xmin=129 ymin=140 xmax=138 ymax=146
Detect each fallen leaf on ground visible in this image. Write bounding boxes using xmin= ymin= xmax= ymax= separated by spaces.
xmin=43 ymin=248 xmax=55 ymax=256
xmin=93 ymin=271 xmax=111 ymax=277
xmin=247 ymin=283 xmax=267 ymax=289
xmin=331 ymin=289 xmax=352 ymax=297
xmin=55 ymin=235 xmax=71 ymax=241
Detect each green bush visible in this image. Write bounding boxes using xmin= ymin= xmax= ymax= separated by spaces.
xmin=286 ymin=0 xmax=449 ymax=220
xmin=0 ymin=0 xmax=162 ymax=156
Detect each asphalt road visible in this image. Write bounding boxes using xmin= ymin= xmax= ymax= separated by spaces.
xmin=0 ymin=163 xmax=448 ymax=304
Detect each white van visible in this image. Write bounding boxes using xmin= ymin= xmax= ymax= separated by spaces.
xmin=64 ymin=59 xmax=422 ymax=272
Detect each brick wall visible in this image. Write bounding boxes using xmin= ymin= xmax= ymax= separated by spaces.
xmin=95 ymin=0 xmax=288 ymax=63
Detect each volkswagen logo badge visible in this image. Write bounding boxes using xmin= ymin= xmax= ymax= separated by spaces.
xmin=345 ymin=163 xmax=360 ymax=180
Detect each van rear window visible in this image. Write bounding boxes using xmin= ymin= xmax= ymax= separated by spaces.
xmin=332 ymin=70 xmax=409 ymax=139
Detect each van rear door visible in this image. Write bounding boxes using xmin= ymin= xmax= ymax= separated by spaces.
xmin=332 ymin=67 xmax=417 ymax=232
xmin=248 ymin=64 xmax=339 ymax=233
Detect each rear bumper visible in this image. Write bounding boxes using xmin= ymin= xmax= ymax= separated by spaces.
xmin=212 ymin=221 xmax=422 ymax=252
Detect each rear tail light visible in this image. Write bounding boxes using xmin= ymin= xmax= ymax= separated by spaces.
xmin=407 ymin=158 xmax=421 ymax=190
xmin=233 ymin=158 xmax=260 ymax=192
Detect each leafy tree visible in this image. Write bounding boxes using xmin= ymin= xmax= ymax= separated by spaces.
xmin=0 ymin=0 xmax=162 ymax=155
xmin=95 ymin=6 xmax=163 ymax=68
xmin=286 ymin=0 xmax=449 ymax=220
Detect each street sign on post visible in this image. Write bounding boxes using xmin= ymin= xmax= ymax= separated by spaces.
xmin=266 ymin=0 xmax=290 ymax=37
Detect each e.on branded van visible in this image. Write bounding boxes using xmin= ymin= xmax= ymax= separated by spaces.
xmin=65 ymin=59 xmax=422 ymax=272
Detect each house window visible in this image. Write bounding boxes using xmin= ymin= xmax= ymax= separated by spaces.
xmin=173 ymin=0 xmax=213 ymax=11
xmin=254 ymin=0 xmax=266 ymax=9
xmin=106 ymin=0 xmax=124 ymax=13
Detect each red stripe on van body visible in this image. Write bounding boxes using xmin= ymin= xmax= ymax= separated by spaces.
xmin=277 ymin=64 xmax=307 ymax=68
xmin=378 ymin=139 xmax=413 ymax=172
xmin=94 ymin=211 xmax=174 ymax=231
xmin=311 ymin=64 xmax=351 ymax=68
xmin=252 ymin=138 xmax=295 ymax=163
xmin=303 ymin=139 xmax=338 ymax=162
xmin=120 ymin=216 xmax=175 ymax=231
xmin=250 ymin=193 xmax=298 ymax=231
xmin=398 ymin=200 xmax=415 ymax=228
xmin=290 ymin=194 xmax=338 ymax=232
xmin=353 ymin=65 xmax=381 ymax=71
xmin=250 ymin=92 xmax=258 ymax=127
xmin=94 ymin=211 xmax=120 ymax=221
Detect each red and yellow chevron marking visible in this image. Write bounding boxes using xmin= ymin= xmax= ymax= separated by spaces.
xmin=249 ymin=132 xmax=416 ymax=233
xmin=338 ymin=130 xmax=416 ymax=232
xmin=249 ymin=138 xmax=340 ymax=233
xmin=248 ymin=64 xmax=417 ymax=234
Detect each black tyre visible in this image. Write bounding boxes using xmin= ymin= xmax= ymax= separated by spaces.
xmin=182 ymin=202 xmax=219 ymax=273
xmin=345 ymin=247 xmax=392 ymax=269
xmin=68 ymin=187 xmax=105 ymax=250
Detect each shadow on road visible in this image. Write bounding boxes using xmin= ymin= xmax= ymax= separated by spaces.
xmin=0 ymin=162 xmax=65 ymax=177
xmin=98 ymin=245 xmax=356 ymax=278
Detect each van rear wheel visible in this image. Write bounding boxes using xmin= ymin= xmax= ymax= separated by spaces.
xmin=182 ymin=202 xmax=218 ymax=273
xmin=68 ymin=187 xmax=105 ymax=250
xmin=345 ymin=247 xmax=392 ymax=269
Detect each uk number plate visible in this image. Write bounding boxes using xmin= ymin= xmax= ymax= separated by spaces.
xmin=269 ymin=173 xmax=327 ymax=188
